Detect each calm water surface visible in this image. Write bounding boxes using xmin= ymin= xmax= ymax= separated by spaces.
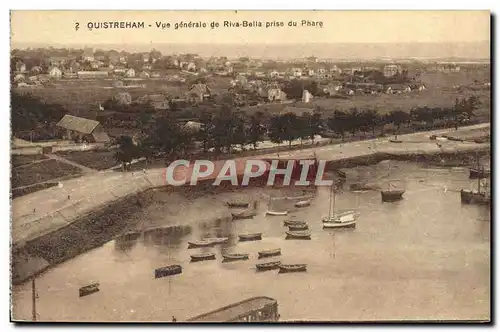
xmin=12 ymin=161 xmax=490 ymax=322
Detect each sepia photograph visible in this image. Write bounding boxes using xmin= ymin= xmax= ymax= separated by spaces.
xmin=9 ymin=10 xmax=491 ymax=323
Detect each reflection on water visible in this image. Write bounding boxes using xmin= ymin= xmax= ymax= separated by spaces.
xmin=11 ymin=161 xmax=490 ymax=322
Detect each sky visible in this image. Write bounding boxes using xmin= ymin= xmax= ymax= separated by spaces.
xmin=11 ymin=10 xmax=490 ymax=45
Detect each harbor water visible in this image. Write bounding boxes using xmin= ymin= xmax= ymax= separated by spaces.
xmin=11 ymin=160 xmax=490 ymax=322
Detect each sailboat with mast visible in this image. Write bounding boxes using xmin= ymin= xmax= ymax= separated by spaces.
xmin=461 ymin=154 xmax=490 ymax=205
xmin=322 ymin=183 xmax=359 ymax=229
xmin=460 ymin=176 xmax=490 ymax=205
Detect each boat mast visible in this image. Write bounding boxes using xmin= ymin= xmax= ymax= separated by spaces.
xmin=31 ymin=277 xmax=37 ymax=322
xmin=477 ymin=154 xmax=481 ymax=193
xmin=328 ymin=184 xmax=333 ymax=218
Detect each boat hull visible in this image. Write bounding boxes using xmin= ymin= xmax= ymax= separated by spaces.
xmin=231 ymin=211 xmax=255 ymax=220
xmin=222 ymin=255 xmax=249 ymax=262
xmin=294 ymin=200 xmax=311 ymax=208
xmin=258 ymin=250 xmax=281 ymax=259
xmin=460 ymin=190 xmax=490 ymax=205
xmin=190 ymin=254 xmax=216 ymax=262
xmin=323 ymin=220 xmax=356 ymax=229
xmin=278 ymin=265 xmax=307 ymax=273
xmin=285 ymin=231 xmax=311 ymax=240
xmin=203 ymin=237 xmax=229 ymax=245
xmin=227 ymin=202 xmax=250 ymax=208
xmin=381 ymin=190 xmax=404 ymax=202
xmin=188 ymin=241 xmax=215 ymax=249
xmin=238 ymin=234 xmax=262 ymax=242
xmin=266 ymin=211 xmax=288 ymax=216
xmin=155 ymin=265 xmax=182 ymax=278
xmin=256 ymin=261 xmax=281 ymax=271
xmin=469 ymin=168 xmax=491 ymax=179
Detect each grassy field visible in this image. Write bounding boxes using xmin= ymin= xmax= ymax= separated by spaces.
xmin=11 ymin=159 xmax=83 ymax=188
xmin=56 ymin=150 xmax=118 ymax=170
xmin=308 ymin=89 xmax=491 ymax=116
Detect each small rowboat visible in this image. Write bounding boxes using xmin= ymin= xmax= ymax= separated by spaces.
xmin=278 ymin=264 xmax=307 ymax=273
xmin=285 ymin=231 xmax=311 ymax=240
xmin=294 ymin=200 xmax=311 ymax=208
xmin=222 ymin=253 xmax=249 ymax=262
xmin=256 ymin=261 xmax=281 ymax=271
xmin=284 ymin=219 xmax=307 ymax=227
xmin=258 ymin=248 xmax=281 ymax=259
xmin=381 ymin=190 xmax=405 ymax=202
xmin=79 ymin=283 xmax=100 ymax=297
xmin=266 ymin=210 xmax=288 ymax=216
xmin=288 ymin=224 xmax=309 ymax=231
xmin=190 ymin=253 xmax=216 ymax=262
xmin=231 ymin=210 xmax=255 ymax=220
xmin=322 ymin=211 xmax=358 ymax=222
xmin=203 ymin=237 xmax=229 ymax=244
xmin=238 ymin=233 xmax=262 ymax=242
xmin=323 ymin=219 xmax=356 ymax=229
xmin=154 ymin=265 xmax=182 ymax=279
xmin=188 ymin=240 xmax=215 ymax=249
xmin=227 ymin=201 xmax=250 ymax=208
xmin=389 ymin=139 xmax=403 ymax=143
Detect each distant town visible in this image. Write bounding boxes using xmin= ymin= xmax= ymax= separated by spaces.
xmin=11 ymin=46 xmax=490 ymax=186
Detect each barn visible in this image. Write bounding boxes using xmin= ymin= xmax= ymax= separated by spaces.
xmin=56 ymin=114 xmax=110 ymax=144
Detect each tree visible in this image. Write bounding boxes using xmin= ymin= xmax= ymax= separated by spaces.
xmin=268 ymin=113 xmax=301 ymax=148
xmin=114 ymin=135 xmax=138 ymax=171
xmin=144 ymin=116 xmax=195 ymax=163
xmin=327 ymin=110 xmax=349 ymax=141
xmin=361 ymin=109 xmax=381 ymax=137
xmin=306 ymin=112 xmax=322 ymax=144
xmin=246 ymin=112 xmax=266 ymax=150
xmin=347 ymin=108 xmax=362 ymax=136
xmin=386 ymin=110 xmax=411 ymax=138
xmin=197 ymin=111 xmax=215 ymax=153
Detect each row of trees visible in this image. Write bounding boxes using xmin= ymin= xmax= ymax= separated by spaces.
xmin=114 ymin=96 xmax=481 ymax=167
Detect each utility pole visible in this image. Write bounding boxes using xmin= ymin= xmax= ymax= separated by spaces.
xmin=31 ymin=277 xmax=37 ymax=322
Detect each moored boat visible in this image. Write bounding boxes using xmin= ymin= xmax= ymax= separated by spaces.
xmin=203 ymin=237 xmax=229 ymax=245
xmin=222 ymin=253 xmax=249 ymax=262
xmin=190 ymin=253 xmax=216 ymax=262
xmin=460 ymin=189 xmax=490 ymax=205
xmin=294 ymin=200 xmax=311 ymax=208
xmin=238 ymin=233 xmax=262 ymax=242
xmin=288 ymin=224 xmax=309 ymax=231
xmin=79 ymin=283 xmax=100 ymax=297
xmin=154 ymin=265 xmax=182 ymax=278
xmin=323 ymin=218 xmax=356 ymax=229
xmin=469 ymin=167 xmax=491 ymax=179
xmin=285 ymin=230 xmax=311 ymax=240
xmin=266 ymin=210 xmax=288 ymax=216
xmin=284 ymin=219 xmax=307 ymax=227
xmin=231 ymin=210 xmax=255 ymax=220
xmin=381 ymin=189 xmax=405 ymax=202
xmin=188 ymin=240 xmax=215 ymax=249
xmin=256 ymin=261 xmax=281 ymax=271
xmin=278 ymin=264 xmax=307 ymax=274
xmin=227 ymin=201 xmax=250 ymax=208
xmin=258 ymin=248 xmax=281 ymax=259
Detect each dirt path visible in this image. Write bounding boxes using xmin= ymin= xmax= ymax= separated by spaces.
xmin=46 ymin=154 xmax=97 ymax=173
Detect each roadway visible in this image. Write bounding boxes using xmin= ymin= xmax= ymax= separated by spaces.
xmin=11 ymin=123 xmax=490 ymax=247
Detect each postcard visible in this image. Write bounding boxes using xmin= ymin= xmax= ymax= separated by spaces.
xmin=10 ymin=10 xmax=490 ymax=323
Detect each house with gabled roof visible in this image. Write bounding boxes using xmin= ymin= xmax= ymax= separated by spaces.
xmin=187 ymin=83 xmax=212 ymax=103
xmin=56 ymin=114 xmax=110 ymax=143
